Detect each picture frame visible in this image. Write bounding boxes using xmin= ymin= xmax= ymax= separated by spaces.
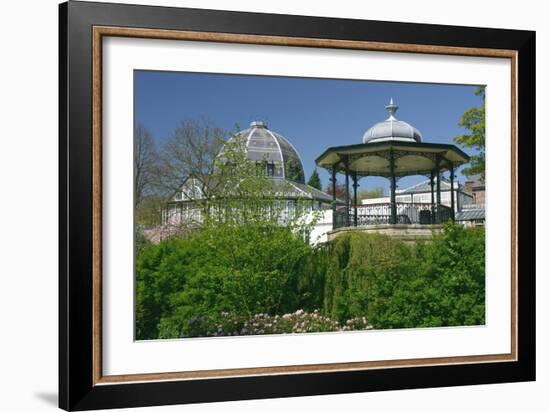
xmin=59 ymin=1 xmax=536 ymax=410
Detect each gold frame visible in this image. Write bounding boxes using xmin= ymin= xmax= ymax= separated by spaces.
xmin=92 ymin=26 xmax=518 ymax=385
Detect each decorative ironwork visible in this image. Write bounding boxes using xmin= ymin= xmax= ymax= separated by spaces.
xmin=449 ymin=166 xmax=456 ymax=221
xmin=333 ymin=208 xmax=348 ymax=229
xmin=344 ymin=155 xmax=350 ymax=226
xmin=352 ymin=172 xmax=359 ymax=227
xmin=333 ymin=202 xmax=453 ymax=229
xmin=389 ymin=149 xmax=397 ymax=224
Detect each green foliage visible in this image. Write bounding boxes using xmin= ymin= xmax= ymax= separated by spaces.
xmin=135 ymin=195 xmax=163 ymax=227
xmin=200 ymin=134 xmax=317 ymax=229
xmin=307 ymin=168 xmax=322 ymax=190
xmin=357 ymin=187 xmax=384 ymax=201
xmin=284 ymin=157 xmax=305 ymax=183
xmin=136 ymin=222 xmax=485 ymax=339
xmin=305 ymin=232 xmax=415 ymax=323
xmin=136 ymin=223 xmax=313 ymax=339
xmin=136 ymin=132 xmax=324 ymax=339
xmin=135 ymin=225 xmax=152 ymax=257
xmin=136 ymin=238 xmax=192 ymax=340
xmin=454 ymin=87 xmax=486 ymax=178
xmin=309 ymin=223 xmax=485 ymax=329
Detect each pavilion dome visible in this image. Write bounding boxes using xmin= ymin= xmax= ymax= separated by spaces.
xmin=222 ymin=121 xmax=306 ymax=184
xmin=362 ymin=99 xmax=423 ymax=144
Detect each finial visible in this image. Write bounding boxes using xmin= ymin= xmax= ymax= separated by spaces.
xmin=250 ymin=120 xmax=267 ymax=128
xmin=385 ymin=98 xmax=398 ymax=119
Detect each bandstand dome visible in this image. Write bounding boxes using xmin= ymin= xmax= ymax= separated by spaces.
xmin=362 ymin=98 xmax=422 ymax=144
xmin=224 ymin=120 xmax=306 ymax=184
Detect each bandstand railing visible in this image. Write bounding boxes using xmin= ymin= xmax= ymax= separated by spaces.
xmin=333 ymin=202 xmax=453 ymax=229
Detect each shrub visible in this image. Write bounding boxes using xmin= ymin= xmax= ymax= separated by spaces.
xmin=371 ymin=223 xmax=485 ymax=329
xmin=298 ymin=232 xmax=415 ymax=324
xmin=135 ymin=237 xmax=199 ymax=340
xmin=312 ymin=223 xmax=485 ymax=329
xmin=137 ymin=221 xmax=485 ymax=339
xmin=172 ymin=310 xmax=372 ymax=338
xmin=137 ymin=222 xmax=313 ymax=339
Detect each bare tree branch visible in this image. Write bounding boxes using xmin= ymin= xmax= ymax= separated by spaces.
xmin=153 ymin=117 xmax=225 ymax=198
xmin=134 ymin=124 xmax=157 ymax=207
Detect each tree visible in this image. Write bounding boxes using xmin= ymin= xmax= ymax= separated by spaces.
xmin=135 ymin=195 xmax=164 ymax=227
xmin=155 ymin=123 xmax=321 ymax=236
xmin=284 ymin=157 xmax=304 ymax=182
xmin=154 ymin=118 xmax=225 ymax=197
xmin=307 ymin=168 xmax=322 ymax=190
xmin=357 ymin=187 xmax=384 ymax=202
xmin=454 ymin=87 xmax=485 ymax=178
xmin=207 ymin=135 xmax=319 ymax=231
xmin=325 ymin=182 xmax=346 ymax=200
xmin=308 ymin=223 xmax=485 ymax=328
xmin=136 ymin=133 xmax=320 ymax=339
xmin=134 ymin=124 xmax=157 ymax=207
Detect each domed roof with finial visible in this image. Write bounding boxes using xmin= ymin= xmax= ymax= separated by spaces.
xmin=223 ymin=121 xmax=306 ymax=184
xmin=362 ymin=99 xmax=422 ymax=144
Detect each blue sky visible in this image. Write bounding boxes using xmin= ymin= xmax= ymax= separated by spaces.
xmin=135 ymin=70 xmax=483 ymax=193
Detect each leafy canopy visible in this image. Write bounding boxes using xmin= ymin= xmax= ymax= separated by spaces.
xmin=454 ymin=87 xmax=486 ymax=178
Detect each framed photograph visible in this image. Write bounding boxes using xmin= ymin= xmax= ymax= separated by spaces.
xmin=59 ymin=1 xmax=535 ymax=410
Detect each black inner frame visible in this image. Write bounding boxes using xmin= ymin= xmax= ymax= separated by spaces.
xmin=59 ymin=1 xmax=536 ymax=410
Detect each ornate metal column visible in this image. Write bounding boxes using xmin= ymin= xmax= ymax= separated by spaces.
xmin=352 ymin=172 xmax=359 ymax=226
xmin=344 ymin=156 xmax=350 ymax=227
xmin=331 ymin=166 xmax=337 ymax=228
xmin=389 ymin=149 xmax=397 ymax=224
xmin=450 ymin=164 xmax=456 ymax=221
xmin=430 ymin=170 xmax=435 ymax=224
xmin=435 ymin=154 xmax=441 ymax=223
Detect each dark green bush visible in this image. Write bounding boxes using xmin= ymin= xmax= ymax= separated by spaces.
xmin=136 ymin=222 xmax=485 ymax=339
xmin=136 ymin=222 xmax=313 ymax=339
xmin=308 ymin=223 xmax=486 ymax=329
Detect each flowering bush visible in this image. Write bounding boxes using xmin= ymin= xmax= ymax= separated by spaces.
xmin=180 ymin=309 xmax=372 ymax=338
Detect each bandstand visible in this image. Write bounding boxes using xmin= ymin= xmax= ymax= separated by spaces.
xmin=315 ymin=99 xmax=470 ymax=239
